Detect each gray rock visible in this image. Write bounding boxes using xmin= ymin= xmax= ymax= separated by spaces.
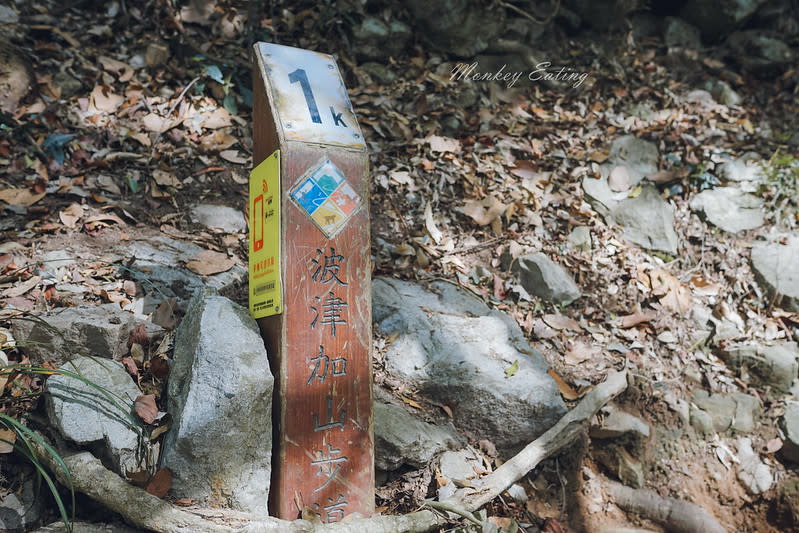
xmin=374 ymin=277 xmax=566 ymax=452
xmin=717 ymin=152 xmax=764 ymax=182
xmin=782 ymin=403 xmax=799 ymax=463
xmin=689 ymin=187 xmax=764 ymax=233
xmin=46 ymin=357 xmax=152 ymax=478
xmin=611 ymin=185 xmax=680 ymax=254
xmin=161 ymin=289 xmax=273 ymax=514
xmin=582 ymin=136 xmax=678 ymax=254
xmin=0 ymin=5 xmax=19 ymax=24
xmin=0 ymin=474 xmax=46 ymax=532
xmin=360 ymin=62 xmax=397 ymax=85
xmin=590 ymin=406 xmax=650 ymax=440
xmin=512 ymin=253 xmax=581 ymax=306
xmin=568 ymin=226 xmax=591 ymax=252
xmin=681 ymin=0 xmax=768 ymax=41
xmin=691 ymin=390 xmax=760 ymax=434
xmin=595 ymin=446 xmax=644 ymax=489
xmin=405 ymin=0 xmax=505 ymax=57
xmin=737 ymin=437 xmax=774 ymax=494
xmin=664 ymin=17 xmax=702 ymax=48
xmin=506 ymin=483 xmax=528 ymax=503
xmin=705 ymin=80 xmax=742 ymax=106
xmin=751 ymin=234 xmax=799 ymax=312
xmin=438 ymin=448 xmax=482 ymax=486
xmin=11 ymin=304 xmax=163 ymax=365
xmin=728 ymin=30 xmax=793 ymax=74
xmin=690 ymin=405 xmax=715 ymax=435
xmin=374 ymin=397 xmax=464 ymax=470
xmin=121 ymin=234 xmax=246 ymax=314
xmin=191 ymin=203 xmax=246 ymax=233
xmin=352 ymin=17 xmax=411 ymax=60
xmin=725 ymin=342 xmax=799 ymax=393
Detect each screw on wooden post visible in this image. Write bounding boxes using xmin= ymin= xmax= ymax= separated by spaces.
xmin=249 ymin=42 xmax=373 ymax=522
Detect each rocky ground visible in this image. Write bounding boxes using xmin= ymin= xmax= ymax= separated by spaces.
xmin=1 ymin=0 xmax=799 ymax=532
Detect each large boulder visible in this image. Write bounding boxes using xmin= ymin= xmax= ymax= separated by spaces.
xmin=373 ymin=277 xmax=566 ymax=453
xmin=751 ymin=234 xmax=799 ymax=312
xmin=160 ymin=289 xmax=273 ymax=514
xmin=46 ymin=357 xmax=153 ymax=479
xmin=12 ymin=304 xmax=163 ymax=365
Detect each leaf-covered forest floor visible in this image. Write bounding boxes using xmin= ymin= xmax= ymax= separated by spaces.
xmin=1 ymin=1 xmax=798 ymax=532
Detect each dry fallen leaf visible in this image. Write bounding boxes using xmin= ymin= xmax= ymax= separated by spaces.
xmin=121 ymin=356 xmax=139 ymax=379
xmin=463 ymin=195 xmax=507 ymax=228
xmin=618 ymin=310 xmax=658 ymax=328
xmin=648 ymin=269 xmax=692 ymax=314
xmin=543 ymin=314 xmax=582 ymax=332
xmin=90 ymin=84 xmax=124 ymax=113
xmin=146 ymin=468 xmax=172 ymax=498
xmin=547 ymin=368 xmax=579 ymax=401
xmin=401 ymin=396 xmax=423 ymax=409
xmin=3 ymin=276 xmax=41 ymax=298
xmin=426 ymin=135 xmax=461 ymax=153
xmin=0 ymin=428 xmax=16 ymax=454
xmin=59 ymin=202 xmax=83 ymax=228
xmin=134 ymin=394 xmax=158 ymax=424
xmin=185 ymin=250 xmax=235 ymax=275
xmin=564 ymin=341 xmax=600 ymax=366
xmin=424 ymin=202 xmax=442 ymax=244
xmin=0 ymin=188 xmax=46 ymax=207
xmin=219 ymin=150 xmax=249 ymax=165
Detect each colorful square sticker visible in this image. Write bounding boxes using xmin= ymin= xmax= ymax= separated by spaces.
xmin=289 ymin=159 xmax=362 ymax=238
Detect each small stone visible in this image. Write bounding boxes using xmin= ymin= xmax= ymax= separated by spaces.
xmin=717 ymin=153 xmax=764 ymax=182
xmin=191 ymin=203 xmax=246 ymax=233
xmin=145 ymin=42 xmax=169 ymax=67
xmin=617 ymin=449 xmax=644 ymax=489
xmin=781 ymin=403 xmax=799 ymax=463
xmin=737 ymin=437 xmax=774 ymax=494
xmin=690 ymin=405 xmax=715 ymax=435
xmin=689 ymin=187 xmax=764 ymax=233
xmin=705 ymin=80 xmax=742 ymax=106
xmin=611 ymin=185 xmax=680 ymax=254
xmin=506 ymin=483 xmax=528 ymax=503
xmin=664 ymin=17 xmax=702 ymax=48
xmin=374 ymin=395 xmax=464 ymax=470
xmin=512 ymin=253 xmax=581 ymax=306
xmin=46 ymin=357 xmax=153 ymax=478
xmin=568 ymin=226 xmax=592 ymax=252
xmin=438 ymin=448 xmax=482 ymax=486
xmin=360 ymin=62 xmax=397 ymax=85
xmin=0 ymin=472 xmax=46 ymax=532
xmin=590 ymin=406 xmax=650 ymax=440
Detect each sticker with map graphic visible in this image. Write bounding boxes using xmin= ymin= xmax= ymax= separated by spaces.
xmin=290 ymin=159 xmax=362 ymax=238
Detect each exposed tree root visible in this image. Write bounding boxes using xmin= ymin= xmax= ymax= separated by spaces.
xmin=35 ymin=369 xmax=629 ymax=533
xmin=605 ymin=481 xmax=727 ymax=533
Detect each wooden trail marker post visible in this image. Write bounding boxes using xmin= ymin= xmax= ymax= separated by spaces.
xmin=249 ymin=42 xmax=373 ymax=522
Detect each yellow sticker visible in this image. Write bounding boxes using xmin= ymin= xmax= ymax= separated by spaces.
xmin=249 ymin=150 xmax=282 ymax=318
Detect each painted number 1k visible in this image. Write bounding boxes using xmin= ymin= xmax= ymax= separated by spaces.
xmin=288 ymin=68 xmax=347 ymax=128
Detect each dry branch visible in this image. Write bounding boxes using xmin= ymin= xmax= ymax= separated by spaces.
xmin=605 ymin=481 xmax=727 ymax=533
xmin=450 ymin=369 xmax=629 ymax=511
xmin=35 ymin=369 xmax=628 ymax=532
